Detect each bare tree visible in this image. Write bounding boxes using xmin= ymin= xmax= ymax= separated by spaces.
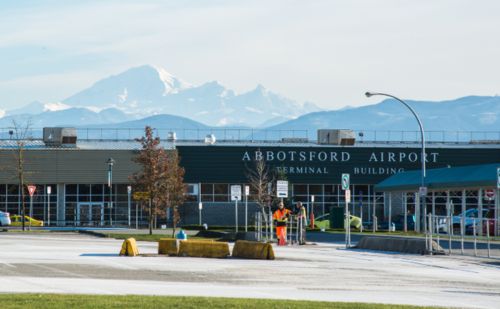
xmin=246 ymin=158 xmax=275 ymax=225
xmin=10 ymin=120 xmax=33 ymax=231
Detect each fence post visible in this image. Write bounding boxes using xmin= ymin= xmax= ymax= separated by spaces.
xmin=448 ymin=215 xmax=452 ymax=255
xmin=460 ymin=216 xmax=464 ymax=255
xmin=487 ymin=219 xmax=491 ymax=258
xmin=473 ymin=218 xmax=477 ymax=257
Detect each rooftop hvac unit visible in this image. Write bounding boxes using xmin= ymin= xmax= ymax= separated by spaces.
xmin=167 ymin=131 xmax=177 ymax=141
xmin=204 ymin=134 xmax=216 ymax=145
xmin=317 ymin=129 xmax=355 ymax=145
xmin=43 ymin=127 xmax=77 ymax=146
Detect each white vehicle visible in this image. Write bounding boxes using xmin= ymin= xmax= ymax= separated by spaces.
xmin=0 ymin=211 xmax=11 ymax=226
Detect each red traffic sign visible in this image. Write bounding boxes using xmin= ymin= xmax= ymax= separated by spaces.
xmin=484 ymin=189 xmax=495 ymax=200
xmin=27 ymin=185 xmax=36 ymax=197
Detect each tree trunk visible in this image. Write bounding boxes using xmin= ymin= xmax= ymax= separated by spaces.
xmin=148 ymin=198 xmax=152 ymax=235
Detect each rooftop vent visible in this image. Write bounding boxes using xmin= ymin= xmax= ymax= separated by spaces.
xmin=204 ymin=134 xmax=216 ymax=145
xmin=43 ymin=127 xmax=77 ymax=146
xmin=167 ymin=131 xmax=177 ymax=142
xmin=317 ymin=129 xmax=355 ymax=145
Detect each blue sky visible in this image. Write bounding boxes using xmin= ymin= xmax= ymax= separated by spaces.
xmin=1 ymin=0 xmax=500 ymax=110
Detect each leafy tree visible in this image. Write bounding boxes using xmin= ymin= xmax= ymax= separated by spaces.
xmin=131 ymin=127 xmax=165 ymax=235
xmin=158 ymin=150 xmax=186 ymax=237
xmin=131 ymin=126 xmax=186 ymax=235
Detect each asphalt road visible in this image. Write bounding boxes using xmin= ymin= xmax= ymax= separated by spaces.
xmin=0 ymin=232 xmax=499 ymax=308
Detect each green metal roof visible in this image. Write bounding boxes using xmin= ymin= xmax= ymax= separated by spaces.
xmin=374 ymin=163 xmax=500 ymax=192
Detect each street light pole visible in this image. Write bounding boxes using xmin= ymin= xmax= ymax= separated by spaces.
xmin=106 ymin=158 xmax=115 ymax=226
xmin=365 ymin=92 xmax=426 ymax=232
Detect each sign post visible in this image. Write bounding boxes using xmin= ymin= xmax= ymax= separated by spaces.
xmin=497 ymin=167 xmax=500 ymax=189
xmin=127 ymin=186 xmax=132 ymax=227
xmin=47 ymin=186 xmax=51 ymax=226
xmin=245 ymin=185 xmax=250 ymax=232
xmin=27 ymin=185 xmax=36 ymax=230
xmin=198 ymin=202 xmax=203 ymax=226
xmin=231 ymin=185 xmax=242 ymax=232
xmin=341 ymin=174 xmax=350 ymax=248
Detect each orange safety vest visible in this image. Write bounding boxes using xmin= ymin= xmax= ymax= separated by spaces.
xmin=273 ymin=208 xmax=291 ymax=227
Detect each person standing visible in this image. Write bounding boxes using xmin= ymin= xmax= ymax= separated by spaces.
xmin=294 ymin=201 xmax=307 ymax=245
xmin=273 ymin=202 xmax=291 ymax=246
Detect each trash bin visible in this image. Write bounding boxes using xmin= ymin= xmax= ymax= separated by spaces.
xmin=176 ymin=229 xmax=187 ymax=240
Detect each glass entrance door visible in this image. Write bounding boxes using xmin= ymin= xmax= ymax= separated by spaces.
xmin=77 ymin=203 xmax=104 ymax=226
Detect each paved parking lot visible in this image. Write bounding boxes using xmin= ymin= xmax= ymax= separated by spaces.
xmin=0 ymin=232 xmax=499 ymax=308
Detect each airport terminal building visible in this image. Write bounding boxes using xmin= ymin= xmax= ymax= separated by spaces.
xmin=0 ymin=127 xmax=498 ymax=229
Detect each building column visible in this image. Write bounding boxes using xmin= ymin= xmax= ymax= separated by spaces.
xmin=56 ymin=184 xmax=65 ymax=226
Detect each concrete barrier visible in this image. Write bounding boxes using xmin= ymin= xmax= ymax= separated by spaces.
xmin=178 ymin=240 xmax=230 ymax=258
xmin=119 ymin=238 xmax=139 ymax=256
xmin=158 ymin=238 xmax=178 ymax=256
xmin=356 ymin=236 xmax=445 ymax=255
xmin=232 ymin=240 xmax=275 ymax=260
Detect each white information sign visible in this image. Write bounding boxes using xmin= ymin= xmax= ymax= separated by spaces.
xmin=345 ymin=189 xmax=351 ymax=203
xmin=277 ymin=180 xmax=288 ymax=198
xmin=419 ymin=186 xmax=428 ymax=197
xmin=231 ymin=185 xmax=242 ymax=201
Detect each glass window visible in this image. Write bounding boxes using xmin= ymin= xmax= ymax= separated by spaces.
xmin=66 ymin=185 xmax=77 ymax=195
xmin=214 ymin=184 xmax=227 ymax=195
xmin=214 ymin=195 xmax=228 ymax=202
xmin=293 ymin=184 xmax=307 ymax=195
xmin=324 ymin=185 xmax=336 ymax=195
xmin=201 ymin=184 xmax=213 ymax=195
xmin=201 ymin=195 xmax=213 ymax=202
xmin=79 ymin=184 xmax=90 ymax=195
xmin=309 ymin=185 xmax=323 ymax=195
xmin=91 ymin=184 xmax=103 ymax=195
xmin=7 ymin=185 xmax=19 ymax=195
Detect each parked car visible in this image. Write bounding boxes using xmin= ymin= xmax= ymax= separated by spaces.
xmin=437 ymin=208 xmax=489 ymax=234
xmin=464 ymin=209 xmax=495 ymax=235
xmin=10 ymin=215 xmax=44 ymax=227
xmin=0 ymin=211 xmax=11 ymax=226
xmin=314 ymin=213 xmax=361 ymax=230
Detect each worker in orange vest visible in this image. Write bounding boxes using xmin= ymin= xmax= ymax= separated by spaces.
xmin=273 ymin=202 xmax=291 ymax=246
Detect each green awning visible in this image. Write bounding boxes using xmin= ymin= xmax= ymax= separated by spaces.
xmin=374 ymin=163 xmax=500 ymax=192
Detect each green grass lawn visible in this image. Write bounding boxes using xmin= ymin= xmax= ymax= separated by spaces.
xmin=0 ymin=294 xmax=436 ymax=309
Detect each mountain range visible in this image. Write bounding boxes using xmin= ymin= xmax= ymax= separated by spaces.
xmin=3 ymin=65 xmax=319 ymax=128
xmin=1 ymin=65 xmax=499 ymax=141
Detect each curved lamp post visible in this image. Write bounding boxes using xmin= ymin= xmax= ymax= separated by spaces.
xmin=107 ymin=157 xmax=115 ymax=226
xmin=365 ymin=92 xmax=426 ymax=232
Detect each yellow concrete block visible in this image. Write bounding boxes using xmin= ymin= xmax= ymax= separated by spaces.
xmin=119 ymin=238 xmax=139 ymax=257
xmin=158 ymin=238 xmax=178 ymax=256
xmin=232 ymin=240 xmax=275 ymax=260
xmin=178 ymin=240 xmax=230 ymax=258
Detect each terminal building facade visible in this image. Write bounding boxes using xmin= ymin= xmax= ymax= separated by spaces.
xmin=0 ymin=128 xmax=498 ymax=229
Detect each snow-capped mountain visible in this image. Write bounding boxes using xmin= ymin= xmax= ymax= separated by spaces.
xmin=61 ymin=65 xmax=320 ymax=127
xmin=262 ymin=95 xmax=500 ymax=140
